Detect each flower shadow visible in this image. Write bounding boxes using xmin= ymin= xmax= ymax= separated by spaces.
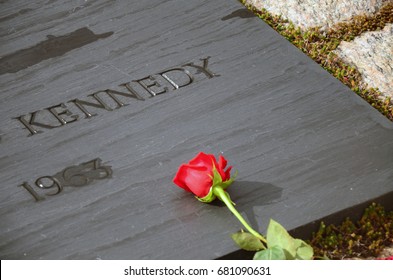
xmin=211 ymin=181 xmax=283 ymax=231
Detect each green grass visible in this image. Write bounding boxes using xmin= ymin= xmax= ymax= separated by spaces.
xmin=309 ymin=203 xmax=393 ymax=259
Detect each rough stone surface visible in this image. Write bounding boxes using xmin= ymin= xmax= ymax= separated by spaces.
xmin=245 ymin=0 xmax=392 ymax=29
xmin=335 ymin=24 xmax=393 ymax=98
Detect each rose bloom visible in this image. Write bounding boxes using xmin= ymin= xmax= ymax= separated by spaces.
xmin=173 ymin=152 xmax=232 ymax=198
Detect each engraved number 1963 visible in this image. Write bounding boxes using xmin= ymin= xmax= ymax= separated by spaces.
xmin=19 ymin=158 xmax=112 ymax=202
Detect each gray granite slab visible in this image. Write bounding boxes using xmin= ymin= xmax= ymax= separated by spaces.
xmin=0 ymin=0 xmax=392 ymax=259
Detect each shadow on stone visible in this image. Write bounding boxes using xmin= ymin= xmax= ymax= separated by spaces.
xmin=211 ymin=180 xmax=283 ymax=233
xmin=221 ymin=8 xmax=255 ymax=21
xmin=0 ymin=27 xmax=113 ymax=75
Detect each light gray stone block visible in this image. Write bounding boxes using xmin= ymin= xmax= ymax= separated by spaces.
xmin=245 ymin=0 xmax=391 ymax=29
xmin=335 ymin=24 xmax=393 ymax=98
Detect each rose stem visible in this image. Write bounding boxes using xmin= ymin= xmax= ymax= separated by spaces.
xmin=213 ymin=187 xmax=267 ymax=247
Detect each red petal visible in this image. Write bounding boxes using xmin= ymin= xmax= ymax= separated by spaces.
xmin=173 ymin=164 xmax=193 ymax=192
xmin=224 ymin=166 xmax=232 ymax=181
xmin=173 ymin=163 xmax=212 ymax=197
xmin=189 ymin=152 xmax=214 ymax=169
xmin=218 ymin=155 xmax=227 ymax=169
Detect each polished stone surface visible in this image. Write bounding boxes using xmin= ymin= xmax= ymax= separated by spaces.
xmin=0 ymin=0 xmax=392 ymax=259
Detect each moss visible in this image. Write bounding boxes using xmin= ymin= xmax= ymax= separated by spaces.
xmin=241 ymin=1 xmax=393 ymax=121
xmin=309 ymin=203 xmax=393 ymax=259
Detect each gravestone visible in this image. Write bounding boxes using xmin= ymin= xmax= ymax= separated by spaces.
xmin=0 ymin=0 xmax=392 ymax=259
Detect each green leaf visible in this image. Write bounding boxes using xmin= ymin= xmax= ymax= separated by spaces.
xmin=196 ymin=187 xmax=216 ymax=203
xmin=211 ymin=167 xmax=223 ymax=187
xmin=220 ymin=170 xmax=237 ymax=190
xmin=231 ymin=231 xmax=265 ymax=251
xmin=294 ymin=239 xmax=314 ymax=260
xmin=253 ymin=246 xmax=286 ymax=260
xmin=220 ymin=177 xmax=234 ymax=190
xmin=266 ymin=219 xmax=297 ymax=259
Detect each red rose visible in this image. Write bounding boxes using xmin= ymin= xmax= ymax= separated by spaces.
xmin=172 ymin=152 xmax=313 ymax=258
xmin=173 ymin=152 xmax=232 ymax=198
xmin=173 ymin=152 xmax=267 ymax=247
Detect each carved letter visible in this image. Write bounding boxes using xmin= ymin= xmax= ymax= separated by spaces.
xmin=158 ymin=68 xmax=194 ymax=89
xmin=47 ymin=103 xmax=79 ymax=125
xmin=134 ymin=75 xmax=168 ymax=97
xmin=183 ymin=56 xmax=219 ymax=78
xmin=69 ymin=92 xmax=112 ymax=118
xmin=15 ymin=111 xmax=61 ymax=136
xmin=104 ymin=83 xmax=145 ymax=108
